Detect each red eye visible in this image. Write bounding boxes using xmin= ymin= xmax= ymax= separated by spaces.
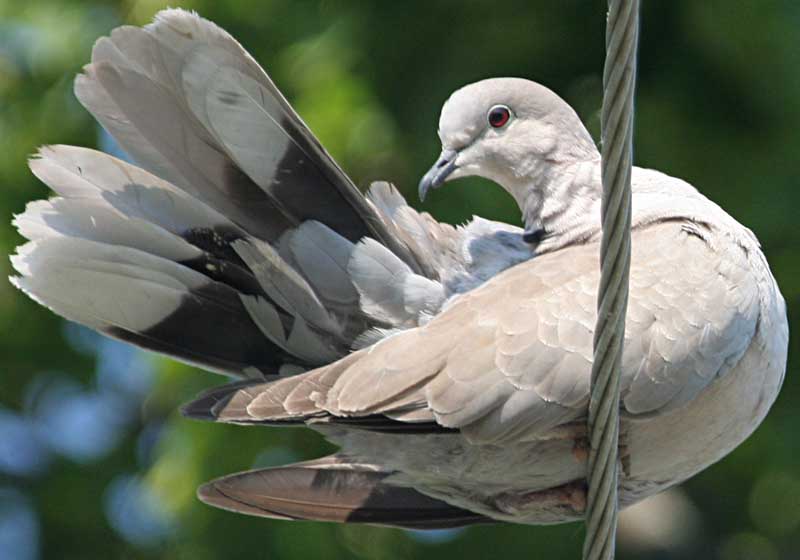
xmin=488 ymin=105 xmax=511 ymax=128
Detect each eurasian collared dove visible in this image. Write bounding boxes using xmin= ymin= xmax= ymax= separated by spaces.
xmin=10 ymin=9 xmax=788 ymax=528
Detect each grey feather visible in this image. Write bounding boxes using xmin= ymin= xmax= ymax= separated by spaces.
xmin=76 ymin=9 xmax=421 ymax=271
xmin=11 ymin=237 xmax=206 ymax=330
xmin=240 ymin=296 xmax=339 ymax=365
xmin=286 ymin=221 xmax=359 ymax=308
xmin=347 ymin=238 xmax=415 ymax=325
xmin=28 ymin=145 xmax=245 ymax=239
xmin=10 ymin=237 xmax=285 ymax=376
xmin=232 ymin=239 xmax=339 ymax=335
xmin=14 ymin=198 xmax=201 ymax=263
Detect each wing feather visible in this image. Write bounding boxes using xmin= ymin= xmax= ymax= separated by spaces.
xmin=192 ymin=221 xmax=761 ymax=442
xmin=75 ymin=9 xmax=422 ymax=271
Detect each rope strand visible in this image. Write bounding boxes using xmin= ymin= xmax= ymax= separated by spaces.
xmin=582 ymin=2 xmax=639 ymax=559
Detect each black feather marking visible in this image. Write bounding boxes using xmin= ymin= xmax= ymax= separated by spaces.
xmin=182 ymin=225 xmax=246 ymax=267
xmin=261 ymin=118 xmax=374 ymax=242
xmin=218 ymin=158 xmax=296 ymax=239
xmin=180 ymin=226 xmax=265 ymax=296
xmin=181 ymin=379 xmax=273 ymax=420
xmin=265 ymin=118 xmax=427 ymax=274
xmin=179 ymin=255 xmax=263 ymax=297
xmin=319 ymin=416 xmax=459 ymax=434
xmin=522 ymin=227 xmax=546 ymax=245
xmin=183 ymin=380 xmax=457 ymax=434
xmin=107 ymin=281 xmax=297 ymax=375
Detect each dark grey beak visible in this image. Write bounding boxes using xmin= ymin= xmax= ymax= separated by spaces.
xmin=418 ymin=149 xmax=458 ymax=201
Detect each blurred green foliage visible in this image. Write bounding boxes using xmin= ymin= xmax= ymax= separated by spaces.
xmin=1 ymin=1 xmax=799 ymax=559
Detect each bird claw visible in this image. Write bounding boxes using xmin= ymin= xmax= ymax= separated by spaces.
xmin=495 ymin=480 xmax=587 ymax=517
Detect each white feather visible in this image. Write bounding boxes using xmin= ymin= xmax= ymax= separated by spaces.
xmin=11 ymin=237 xmax=208 ymax=332
xmin=14 ymin=198 xmax=201 ymax=262
xmin=402 ymin=274 xmax=445 ymax=318
xmin=347 ymin=238 xmax=414 ymax=324
xmin=29 ymin=145 xmax=244 ymax=238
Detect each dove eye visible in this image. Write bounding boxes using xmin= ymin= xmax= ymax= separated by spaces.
xmin=487 ymin=105 xmax=511 ymax=128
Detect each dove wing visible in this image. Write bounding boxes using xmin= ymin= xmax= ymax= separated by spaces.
xmin=195 ymin=220 xmax=761 ymax=443
xmin=74 ymin=8 xmax=420 ymax=269
xmin=12 ymin=10 xmax=472 ymax=378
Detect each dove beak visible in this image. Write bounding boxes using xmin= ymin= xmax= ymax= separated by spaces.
xmin=419 ymin=149 xmax=458 ymax=201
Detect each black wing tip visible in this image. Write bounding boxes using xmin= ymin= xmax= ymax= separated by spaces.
xmin=181 ymin=380 xmax=308 ymax=426
xmin=180 ymin=398 xmax=220 ymax=421
xmin=180 ymin=381 xmax=249 ymax=421
xmin=182 ymin=382 xmax=460 ymax=435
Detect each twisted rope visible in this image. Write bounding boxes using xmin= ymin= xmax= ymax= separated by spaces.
xmin=582 ymin=1 xmax=639 ymax=560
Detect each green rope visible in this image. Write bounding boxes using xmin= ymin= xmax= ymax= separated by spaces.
xmin=582 ymin=1 xmax=639 ymax=559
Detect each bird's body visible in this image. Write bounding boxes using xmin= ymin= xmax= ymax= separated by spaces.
xmin=10 ymin=9 xmax=787 ymax=528
xmin=196 ymin=164 xmax=787 ymax=525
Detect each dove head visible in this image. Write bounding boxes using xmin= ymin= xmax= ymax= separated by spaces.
xmin=419 ymin=78 xmax=599 ymax=206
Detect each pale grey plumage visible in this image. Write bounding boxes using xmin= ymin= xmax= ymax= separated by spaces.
xmin=10 ymin=9 xmax=787 ymax=529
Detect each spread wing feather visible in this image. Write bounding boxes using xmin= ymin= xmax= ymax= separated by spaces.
xmin=75 ymin=9 xmax=420 ymax=267
xmin=13 ymin=10 xmax=492 ymax=380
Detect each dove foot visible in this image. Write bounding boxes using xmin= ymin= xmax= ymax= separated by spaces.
xmin=542 ymin=423 xmax=631 ymax=474
xmin=495 ymin=480 xmax=587 ymax=518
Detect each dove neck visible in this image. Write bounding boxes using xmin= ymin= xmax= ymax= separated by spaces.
xmin=514 ymin=157 xmax=602 ymax=251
